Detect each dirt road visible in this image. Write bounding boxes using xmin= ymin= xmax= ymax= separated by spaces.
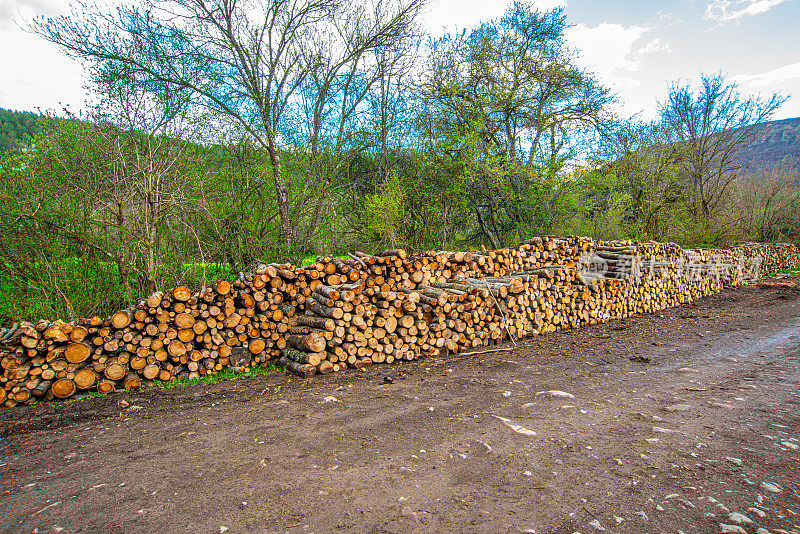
xmin=1 ymin=283 xmax=799 ymax=534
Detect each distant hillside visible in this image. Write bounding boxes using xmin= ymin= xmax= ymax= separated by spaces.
xmin=737 ymin=117 xmax=800 ymax=168
xmin=0 ymin=108 xmax=50 ymax=154
xmin=2 ymin=105 xmax=798 ymax=170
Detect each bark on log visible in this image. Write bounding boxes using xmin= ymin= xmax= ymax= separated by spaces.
xmin=279 ymin=355 xmax=316 ymax=378
xmin=289 ymin=333 xmax=326 ymax=353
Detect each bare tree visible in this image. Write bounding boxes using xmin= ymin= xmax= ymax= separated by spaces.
xmin=35 ymin=0 xmax=425 ymax=257
xmin=660 ymin=73 xmax=786 ymax=219
xmin=85 ymin=79 xmax=200 ymax=292
xmin=734 ymin=159 xmax=800 ymax=242
xmin=605 ymin=119 xmax=686 ymax=238
xmin=292 ymin=0 xmax=423 ymax=246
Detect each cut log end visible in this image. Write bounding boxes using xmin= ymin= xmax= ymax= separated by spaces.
xmin=65 ymin=342 xmax=91 ymax=364
xmin=52 ymin=378 xmax=76 ymax=399
xmin=173 ymin=286 xmax=192 ymax=302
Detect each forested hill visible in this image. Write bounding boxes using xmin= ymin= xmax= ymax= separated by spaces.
xmin=1 ymin=105 xmax=798 ymax=167
xmin=738 ymin=117 xmax=800 ymax=168
xmin=0 ymin=108 xmax=49 ymax=153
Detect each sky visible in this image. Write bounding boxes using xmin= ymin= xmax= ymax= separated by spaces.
xmin=1 ymin=0 xmax=799 ymax=121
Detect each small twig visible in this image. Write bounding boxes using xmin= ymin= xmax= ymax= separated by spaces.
xmin=481 ymin=275 xmax=517 ymax=347
xmin=347 ymin=252 xmax=367 ymax=268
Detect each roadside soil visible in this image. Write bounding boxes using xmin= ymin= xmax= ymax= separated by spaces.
xmin=1 ymin=281 xmax=799 ymax=534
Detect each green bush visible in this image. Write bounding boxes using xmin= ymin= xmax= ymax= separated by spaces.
xmin=363 ymin=173 xmax=406 ymax=248
xmin=0 ymin=260 xmax=235 ymax=323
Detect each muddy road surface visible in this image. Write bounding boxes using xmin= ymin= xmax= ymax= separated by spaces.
xmin=1 ymin=282 xmax=799 ymax=534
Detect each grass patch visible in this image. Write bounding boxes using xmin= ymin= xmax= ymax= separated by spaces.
xmin=768 ymin=269 xmax=800 ymax=277
xmin=1 ymin=260 xmax=235 ymax=323
xmin=150 ymin=362 xmax=283 ymax=390
xmin=299 ymin=254 xmax=356 ymax=267
xmin=48 ymin=363 xmax=284 ymax=407
xmin=62 ymin=391 xmax=110 ymax=405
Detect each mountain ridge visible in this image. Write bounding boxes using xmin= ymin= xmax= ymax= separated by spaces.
xmin=737 ymin=116 xmax=800 ymax=169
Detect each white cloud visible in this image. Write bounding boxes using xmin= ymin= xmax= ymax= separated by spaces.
xmin=0 ymin=0 xmax=90 ymax=113
xmin=733 ymin=61 xmax=800 ymax=87
xmin=638 ymin=38 xmax=671 ymax=56
xmin=0 ymin=0 xmax=62 ymax=28
xmin=704 ymin=0 xmax=793 ymax=21
xmin=566 ymin=23 xmax=671 ymax=89
xmin=526 ymin=0 xmax=567 ymax=11
xmin=657 ymin=10 xmax=682 ymax=23
xmin=566 ymin=23 xmax=649 ymax=74
xmin=0 ymin=23 xmax=88 ymax=114
xmin=566 ymin=23 xmax=674 ymax=119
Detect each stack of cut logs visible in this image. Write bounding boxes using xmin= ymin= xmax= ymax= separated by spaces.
xmin=1 ymin=237 xmax=798 ymax=407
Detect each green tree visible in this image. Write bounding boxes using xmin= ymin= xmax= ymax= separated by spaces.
xmin=0 ymin=108 xmax=51 ymax=154
xmin=418 ymin=2 xmax=612 ymax=247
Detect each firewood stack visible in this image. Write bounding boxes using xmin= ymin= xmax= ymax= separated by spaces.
xmin=687 ymin=242 xmax=800 ymax=284
xmin=1 ymin=238 xmax=798 ymax=407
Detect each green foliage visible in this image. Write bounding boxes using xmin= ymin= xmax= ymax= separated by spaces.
xmin=0 ymin=259 xmax=233 ymax=323
xmin=768 ymin=269 xmax=800 ymax=277
xmin=363 ymin=174 xmax=406 ymax=247
xmin=0 ymin=118 xmax=280 ymax=323
xmin=196 ymin=139 xmax=286 ymax=265
xmin=0 ymin=259 xmax=131 ymax=323
xmin=557 ymin=170 xmax=628 ymax=240
xmin=0 ymin=108 xmax=50 ymax=154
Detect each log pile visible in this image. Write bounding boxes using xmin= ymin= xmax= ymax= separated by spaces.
xmin=1 ymin=237 xmax=798 ymax=407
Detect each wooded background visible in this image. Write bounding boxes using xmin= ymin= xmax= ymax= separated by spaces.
xmin=1 ymin=1 xmax=799 ymax=324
